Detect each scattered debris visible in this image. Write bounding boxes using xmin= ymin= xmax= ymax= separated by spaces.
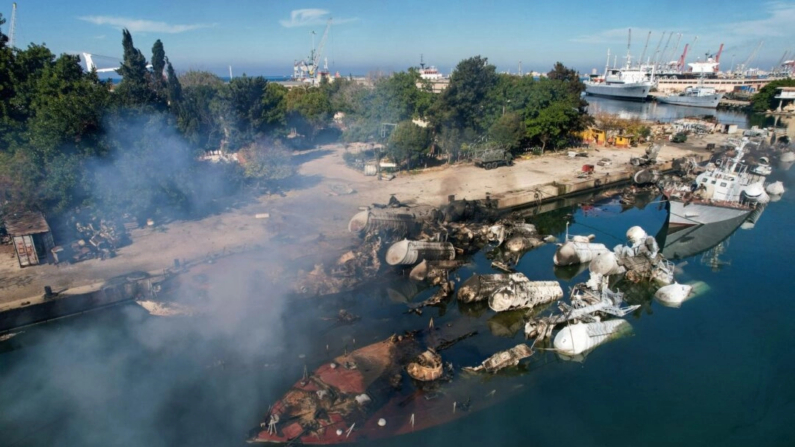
xmin=136 ymin=300 xmax=197 ymax=317
xmin=489 ymin=277 xmax=563 ymax=312
xmin=386 ymin=240 xmax=456 ymax=266
xmin=553 ymin=319 xmax=632 ymax=356
xmin=463 ymin=344 xmax=534 ymax=373
xmin=407 ymin=349 xmax=443 ymax=381
xmin=654 ymin=283 xmax=694 ymax=308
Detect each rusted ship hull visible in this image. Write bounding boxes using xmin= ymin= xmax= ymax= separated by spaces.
xmin=251 ymin=335 xmax=538 ymax=444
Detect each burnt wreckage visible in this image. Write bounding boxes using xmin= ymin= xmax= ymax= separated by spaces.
xmin=257 ymin=193 xmax=690 ymax=444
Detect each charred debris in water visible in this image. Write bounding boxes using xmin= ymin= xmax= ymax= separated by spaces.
xmin=251 ymin=185 xmax=699 ymax=444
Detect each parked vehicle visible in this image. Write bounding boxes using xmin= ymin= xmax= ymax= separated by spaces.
xmin=474 ymin=149 xmax=513 ymax=169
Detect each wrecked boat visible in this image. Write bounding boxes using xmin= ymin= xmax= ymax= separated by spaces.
xmin=463 ymin=344 xmax=534 ymax=373
xmin=407 ymin=349 xmax=444 ymax=381
xmin=457 ymin=273 xmax=523 ymax=303
xmin=553 ymin=319 xmax=632 ymax=356
xmin=524 ymin=282 xmax=639 ymax=340
xmin=553 ymin=236 xmax=610 ymax=266
xmin=386 ymin=240 xmax=456 ymax=266
xmin=489 ymin=279 xmax=563 ymax=312
xmin=252 ymin=333 xmax=423 ymax=444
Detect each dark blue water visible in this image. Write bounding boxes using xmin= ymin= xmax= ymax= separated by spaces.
xmin=2 ymin=167 xmax=794 ymax=447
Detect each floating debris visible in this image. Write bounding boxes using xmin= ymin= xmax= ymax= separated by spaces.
xmin=489 ymin=278 xmax=563 ymax=312
xmin=654 ymin=282 xmax=694 ymax=308
xmin=463 ymin=344 xmax=534 ymax=373
xmin=766 ymin=181 xmax=785 ymax=197
xmin=554 ymin=237 xmax=610 ymax=266
xmin=525 ymin=281 xmax=639 ymax=340
xmin=386 ymin=240 xmax=456 ymax=266
xmin=407 ymin=349 xmax=443 ymax=381
xmin=135 ymin=300 xmax=197 ymax=317
xmin=553 ymin=319 xmax=632 ymax=356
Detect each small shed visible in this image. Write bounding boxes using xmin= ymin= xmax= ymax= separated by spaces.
xmin=578 ymin=127 xmax=607 ymax=145
xmin=614 ymin=135 xmax=632 ymax=148
xmin=3 ymin=210 xmax=55 ymax=267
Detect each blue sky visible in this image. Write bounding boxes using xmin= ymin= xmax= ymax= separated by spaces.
xmin=2 ymin=0 xmax=794 ymax=76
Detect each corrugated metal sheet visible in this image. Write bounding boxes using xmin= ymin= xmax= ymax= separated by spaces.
xmin=4 ymin=210 xmax=50 ymax=235
xmin=14 ymin=235 xmax=39 ymax=267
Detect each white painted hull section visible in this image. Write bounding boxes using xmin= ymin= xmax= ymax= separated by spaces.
xmin=657 ymin=93 xmax=723 ymax=108
xmin=585 ymin=83 xmax=651 ymax=100
xmin=668 ymin=200 xmax=751 ymax=227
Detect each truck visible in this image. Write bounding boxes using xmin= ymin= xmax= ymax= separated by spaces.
xmin=473 ymin=148 xmax=513 ymax=170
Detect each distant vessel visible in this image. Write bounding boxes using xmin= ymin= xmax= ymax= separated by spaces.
xmin=418 ymin=54 xmax=444 ymax=81
xmin=657 ymin=82 xmax=724 ymax=108
xmin=661 ymin=138 xmax=768 ymax=227
xmin=585 ymin=48 xmax=655 ymax=101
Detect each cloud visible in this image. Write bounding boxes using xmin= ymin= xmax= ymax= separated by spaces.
xmin=279 ymin=8 xmax=357 ymax=28
xmin=717 ymin=1 xmax=795 ymax=38
xmin=78 ymin=15 xmax=215 ymax=34
xmin=570 ymin=27 xmax=670 ymax=45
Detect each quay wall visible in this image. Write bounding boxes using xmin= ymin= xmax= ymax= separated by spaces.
xmin=0 ymin=276 xmax=159 ymax=332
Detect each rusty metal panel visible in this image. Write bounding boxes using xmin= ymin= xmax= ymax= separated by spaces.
xmin=13 ymin=235 xmax=39 ymax=267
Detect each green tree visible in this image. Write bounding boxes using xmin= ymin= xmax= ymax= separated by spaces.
xmin=432 ymin=56 xmax=498 ymax=135
xmin=261 ymin=82 xmax=288 ymax=132
xmin=489 ymin=112 xmax=525 ymax=151
xmin=525 ymin=101 xmax=578 ymax=153
xmin=115 ymin=29 xmax=157 ymax=107
xmin=151 ymin=39 xmax=166 ymax=83
xmin=751 ymin=79 xmax=795 ymax=112
xmin=284 ymin=85 xmax=331 ymax=138
xmin=165 ymin=58 xmax=182 ymax=105
xmin=178 ymin=70 xmax=225 ymax=89
xmin=239 ymin=139 xmax=295 ymax=185
xmin=388 ymin=121 xmax=431 ymax=169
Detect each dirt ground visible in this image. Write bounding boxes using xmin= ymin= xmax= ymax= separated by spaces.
xmin=0 ymin=136 xmax=716 ymax=307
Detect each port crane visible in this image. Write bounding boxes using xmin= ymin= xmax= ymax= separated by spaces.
xmin=293 ymin=19 xmax=332 ymax=84
xmin=734 ymin=40 xmax=764 ymax=76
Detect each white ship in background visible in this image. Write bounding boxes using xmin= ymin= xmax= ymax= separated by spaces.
xmin=418 ymin=55 xmax=445 ymax=81
xmin=661 ymin=138 xmax=768 ymax=228
xmin=585 ymin=30 xmax=655 ymax=101
xmin=657 ymin=77 xmax=724 ymax=108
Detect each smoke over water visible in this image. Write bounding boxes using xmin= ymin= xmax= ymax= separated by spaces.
xmin=0 ymin=249 xmax=309 ymax=447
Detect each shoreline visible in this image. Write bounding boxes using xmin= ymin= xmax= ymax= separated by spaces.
xmin=0 ymin=138 xmax=715 ymax=331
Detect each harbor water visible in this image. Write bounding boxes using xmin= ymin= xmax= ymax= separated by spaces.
xmin=2 ymin=160 xmax=794 ymax=446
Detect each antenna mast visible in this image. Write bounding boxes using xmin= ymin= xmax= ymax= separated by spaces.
xmin=639 ymin=31 xmax=651 ymax=66
xmin=9 ymin=2 xmax=17 ymax=48
xmin=625 ymin=28 xmax=632 ymax=68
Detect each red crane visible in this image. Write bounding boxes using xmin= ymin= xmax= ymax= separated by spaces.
xmin=677 ymin=44 xmax=689 ymax=71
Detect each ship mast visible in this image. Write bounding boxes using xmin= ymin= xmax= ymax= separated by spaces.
xmin=625 ymin=28 xmax=632 ymax=69
xmin=604 ymin=49 xmax=611 ymax=77
xmin=639 ymin=31 xmax=651 ymax=68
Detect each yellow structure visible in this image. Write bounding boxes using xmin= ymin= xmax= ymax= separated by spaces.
xmin=578 ymin=127 xmax=607 ymax=145
xmin=614 ymin=135 xmax=632 ymax=148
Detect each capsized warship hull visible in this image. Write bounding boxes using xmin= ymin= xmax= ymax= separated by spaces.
xmin=251 ymin=333 xmax=542 ymax=444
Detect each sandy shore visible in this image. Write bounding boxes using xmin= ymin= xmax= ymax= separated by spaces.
xmin=0 ymin=137 xmax=716 ymax=306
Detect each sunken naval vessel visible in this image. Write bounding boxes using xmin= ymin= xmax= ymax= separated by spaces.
xmin=661 ymin=138 xmax=768 ymax=228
